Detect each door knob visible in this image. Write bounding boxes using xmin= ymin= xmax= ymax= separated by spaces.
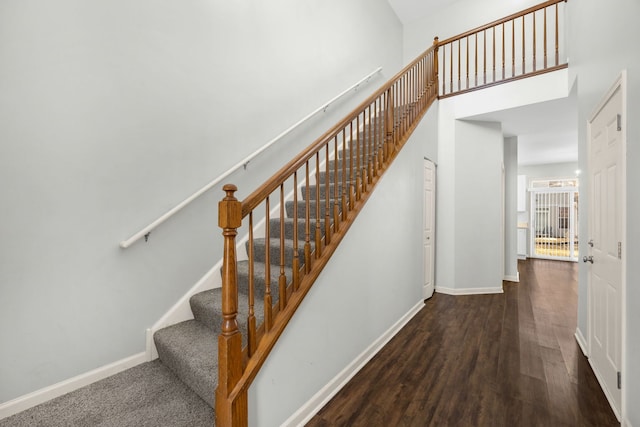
xmin=583 ymin=256 xmax=594 ymax=264
xmin=588 ymin=239 xmax=594 ymax=247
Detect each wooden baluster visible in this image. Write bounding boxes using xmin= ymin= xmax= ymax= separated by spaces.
xmin=492 ymin=27 xmax=496 ymax=82
xmin=304 ymin=162 xmax=311 ymax=273
xmin=324 ymin=145 xmax=332 ymax=244
xmin=216 ymin=184 xmax=246 ymax=427
xmin=292 ymin=172 xmax=300 ymax=291
xmin=555 ymin=3 xmax=559 ymax=65
xmin=247 ymin=213 xmax=256 ymax=356
xmin=349 ymin=122 xmax=354 ymax=208
xmin=364 ymin=106 xmax=371 ymax=189
xmin=278 ymin=184 xmax=287 ymax=311
xmin=483 ymin=30 xmax=487 ymax=84
xmin=333 ymin=136 xmax=341 ymax=231
xmin=355 ymin=116 xmax=362 ymax=201
xmin=440 ymin=38 xmax=445 ymax=95
xmin=373 ymin=98 xmax=380 ymax=176
xmin=385 ymin=86 xmax=395 ymax=159
xmin=533 ymin=12 xmax=537 ymax=71
xmin=263 ymin=198 xmax=272 ymax=331
xmin=401 ymin=77 xmax=406 ymax=136
xmin=543 ymin=7 xmax=547 ymax=68
xmin=341 ymin=129 xmax=348 ymax=221
xmin=474 ymin=33 xmax=478 ymax=87
xmin=512 ymin=19 xmax=516 ymax=77
xmin=314 ymin=153 xmax=322 ymax=258
xmin=502 ymin=23 xmax=505 ymax=79
xmin=522 ymin=15 xmax=526 ymax=74
xmin=466 ymin=36 xmax=469 ymax=89
xmin=449 ymin=43 xmax=453 ymax=94
xmin=457 ymin=40 xmax=461 ymax=91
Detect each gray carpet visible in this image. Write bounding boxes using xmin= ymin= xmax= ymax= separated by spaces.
xmin=0 ymin=360 xmax=214 ymax=427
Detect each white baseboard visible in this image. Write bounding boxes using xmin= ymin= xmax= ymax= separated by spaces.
xmin=435 ymin=286 xmax=503 ymax=296
xmin=0 ymin=352 xmax=147 ymax=420
xmin=503 ymin=273 xmax=519 ymax=283
xmin=281 ymin=300 xmax=424 ymax=427
xmin=574 ymin=328 xmax=588 ymax=356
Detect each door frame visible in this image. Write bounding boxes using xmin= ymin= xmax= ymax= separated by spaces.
xmin=586 ymin=70 xmax=627 ymax=421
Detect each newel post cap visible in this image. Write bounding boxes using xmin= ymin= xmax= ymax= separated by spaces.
xmin=219 ymin=184 xmax=242 ymax=229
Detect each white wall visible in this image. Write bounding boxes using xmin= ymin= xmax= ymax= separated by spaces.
xmin=249 ymin=114 xmax=426 ymax=427
xmin=0 ymin=0 xmax=403 ymax=403
xmin=402 ymin=0 xmax=546 ymax=64
xmin=567 ymin=0 xmax=640 ymax=424
xmin=518 ymin=161 xmax=579 ymax=180
xmin=454 ymin=120 xmax=504 ymax=292
xmin=504 ymin=137 xmax=518 ymax=280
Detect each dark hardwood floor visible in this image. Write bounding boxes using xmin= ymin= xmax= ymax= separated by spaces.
xmin=307 ymin=259 xmax=619 ymax=426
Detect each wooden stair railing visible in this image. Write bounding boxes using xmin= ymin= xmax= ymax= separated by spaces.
xmin=216 ymin=40 xmax=439 ymax=426
xmin=438 ymin=0 xmax=568 ymax=98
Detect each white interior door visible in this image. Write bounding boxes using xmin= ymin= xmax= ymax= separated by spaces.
xmin=587 ymin=82 xmax=624 ymax=418
xmin=423 ymin=159 xmax=436 ymax=299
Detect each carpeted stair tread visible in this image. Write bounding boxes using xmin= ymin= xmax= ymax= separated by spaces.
xmin=304 ymin=182 xmax=354 ymax=201
xmin=190 ymin=288 xmax=271 ymax=347
xmin=153 ymin=320 xmax=217 ymax=408
xmin=236 ymin=259 xmax=292 ymax=299
xmin=285 ymin=199 xmax=342 ymax=219
xmin=328 ymin=157 xmax=368 ymax=171
xmin=269 ymin=217 xmax=333 ymax=241
xmin=318 ymin=170 xmax=360 ymax=183
xmin=248 ymin=237 xmax=312 ymax=268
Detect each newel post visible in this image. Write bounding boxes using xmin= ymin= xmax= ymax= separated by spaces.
xmin=384 ymin=85 xmax=395 ymax=160
xmin=216 ymin=184 xmax=247 ymax=427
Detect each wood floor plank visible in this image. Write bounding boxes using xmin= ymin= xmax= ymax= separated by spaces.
xmin=306 ymin=259 xmax=618 ymax=427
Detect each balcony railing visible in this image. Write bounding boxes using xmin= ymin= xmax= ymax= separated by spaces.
xmin=437 ymin=0 xmax=567 ymax=98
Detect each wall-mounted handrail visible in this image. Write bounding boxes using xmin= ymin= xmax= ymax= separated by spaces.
xmin=119 ymin=67 xmax=383 ymax=249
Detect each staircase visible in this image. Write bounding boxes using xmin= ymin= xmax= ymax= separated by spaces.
xmin=152 ymin=126 xmax=387 ymax=411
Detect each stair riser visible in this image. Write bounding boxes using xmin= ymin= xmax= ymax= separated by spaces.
xmin=237 ymin=263 xmax=287 ymax=301
xmin=248 ymin=239 xmax=308 ymax=268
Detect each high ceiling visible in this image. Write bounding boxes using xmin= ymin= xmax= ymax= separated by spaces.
xmin=387 ymin=0 xmax=579 ymax=167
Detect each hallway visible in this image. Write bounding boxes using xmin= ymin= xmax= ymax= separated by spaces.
xmin=307 ymin=259 xmax=618 ymax=426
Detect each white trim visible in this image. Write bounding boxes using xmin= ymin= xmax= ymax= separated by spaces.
xmin=0 ymin=352 xmax=147 ymax=420
xmin=574 ymin=328 xmax=588 ymax=356
xmin=503 ymin=273 xmax=519 ymax=283
xmin=281 ymin=301 xmax=424 ymax=427
xmin=435 ymin=286 xmax=504 ymax=296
